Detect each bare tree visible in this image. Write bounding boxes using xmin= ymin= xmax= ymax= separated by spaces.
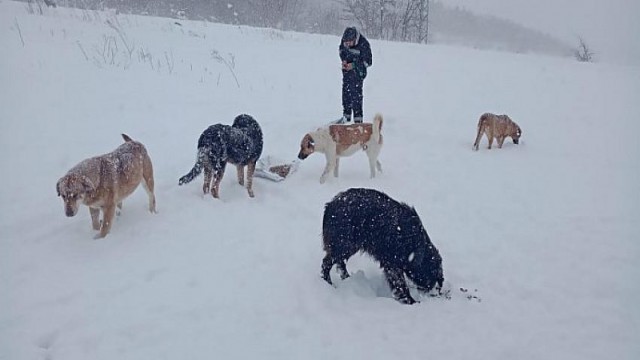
xmin=375 ymin=0 xmax=395 ymax=39
xmin=339 ymin=0 xmax=430 ymax=42
xmin=340 ymin=0 xmax=399 ymax=39
xmin=340 ymin=0 xmax=375 ymax=36
xmin=574 ymin=36 xmax=594 ymax=62
xmin=395 ymin=0 xmax=430 ymax=43
xmin=415 ymin=0 xmax=430 ymax=44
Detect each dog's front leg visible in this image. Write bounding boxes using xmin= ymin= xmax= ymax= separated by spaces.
xmin=142 ymin=156 xmax=157 ymax=213
xmin=336 ymin=259 xmax=350 ymax=280
xmin=89 ymin=207 xmax=101 ymax=231
xmin=497 ymin=135 xmax=506 ymax=149
xmin=333 ymin=158 xmax=340 ymax=178
xmin=321 ymin=254 xmax=335 ymax=285
xmin=320 ymin=152 xmax=336 ymax=184
xmin=246 ymin=161 xmax=256 ymax=198
xmin=145 ymin=192 xmax=157 ymax=214
xmin=95 ymin=204 xmax=116 ymax=239
xmin=236 ymin=165 xmax=245 ymax=186
xmin=383 ymin=267 xmax=417 ymax=305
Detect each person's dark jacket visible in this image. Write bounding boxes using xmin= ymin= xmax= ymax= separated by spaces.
xmin=339 ymin=28 xmax=372 ymax=80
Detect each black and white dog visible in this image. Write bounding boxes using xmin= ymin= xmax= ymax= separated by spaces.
xmin=179 ymin=114 xmax=263 ymax=198
xmin=321 ymin=188 xmax=444 ymax=304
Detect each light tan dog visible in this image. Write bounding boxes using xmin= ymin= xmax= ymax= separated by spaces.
xmin=298 ymin=114 xmax=383 ymax=183
xmin=473 ymin=113 xmax=522 ymax=151
xmin=56 ymin=134 xmax=157 ymax=238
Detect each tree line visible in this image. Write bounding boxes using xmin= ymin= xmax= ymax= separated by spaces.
xmin=29 ymin=0 xmax=433 ymax=42
xmin=26 ymin=0 xmax=574 ymax=59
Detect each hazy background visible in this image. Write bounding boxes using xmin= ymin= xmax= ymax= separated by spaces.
xmin=441 ymin=0 xmax=640 ymax=65
xmin=25 ymin=0 xmax=639 ymax=64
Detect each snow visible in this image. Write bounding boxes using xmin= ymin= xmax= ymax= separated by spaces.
xmin=1 ymin=1 xmax=639 ymax=359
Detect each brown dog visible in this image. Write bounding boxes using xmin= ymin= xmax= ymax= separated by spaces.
xmin=298 ymin=114 xmax=383 ymax=183
xmin=472 ymin=113 xmax=522 ymax=151
xmin=56 ymin=134 xmax=157 ymax=238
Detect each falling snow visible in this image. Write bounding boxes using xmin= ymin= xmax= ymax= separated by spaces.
xmin=1 ymin=2 xmax=638 ymax=360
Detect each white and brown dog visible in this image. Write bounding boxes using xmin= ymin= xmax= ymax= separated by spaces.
xmin=56 ymin=134 xmax=157 ymax=238
xmin=298 ymin=113 xmax=383 ymax=183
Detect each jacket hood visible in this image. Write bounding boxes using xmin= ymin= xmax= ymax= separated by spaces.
xmin=342 ymin=27 xmax=360 ymax=44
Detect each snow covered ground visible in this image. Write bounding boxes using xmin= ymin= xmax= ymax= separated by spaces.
xmin=1 ymin=1 xmax=639 ymax=359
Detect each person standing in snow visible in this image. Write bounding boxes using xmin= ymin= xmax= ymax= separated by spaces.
xmin=337 ymin=26 xmax=372 ymax=124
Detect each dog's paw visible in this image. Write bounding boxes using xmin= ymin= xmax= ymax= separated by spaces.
xmin=398 ymin=296 xmax=418 ymax=305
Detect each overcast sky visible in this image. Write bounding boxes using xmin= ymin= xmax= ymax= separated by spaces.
xmin=441 ymin=0 xmax=640 ymax=65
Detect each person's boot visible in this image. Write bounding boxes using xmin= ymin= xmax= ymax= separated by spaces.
xmin=353 ymin=116 xmax=363 ymax=123
xmin=334 ymin=114 xmax=351 ymax=124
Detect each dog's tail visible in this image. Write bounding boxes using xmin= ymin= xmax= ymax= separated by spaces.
xmin=178 ymin=147 xmax=206 ymax=186
xmin=121 ymin=133 xmax=133 ymax=142
xmin=472 ymin=114 xmax=488 ymax=151
xmin=372 ymin=113 xmax=383 ymax=145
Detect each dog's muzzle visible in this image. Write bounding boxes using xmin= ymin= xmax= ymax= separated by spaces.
xmin=65 ymin=205 xmax=78 ymax=217
xmin=513 ymin=139 xmax=519 ymax=144
xmin=297 ymin=152 xmax=308 ymax=160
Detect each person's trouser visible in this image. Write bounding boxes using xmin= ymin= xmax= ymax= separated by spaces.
xmin=342 ymin=72 xmax=363 ymax=120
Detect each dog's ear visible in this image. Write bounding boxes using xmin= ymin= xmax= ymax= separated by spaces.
xmin=304 ymin=134 xmax=315 ymax=148
xmin=80 ymin=175 xmax=96 ymax=193
xmin=56 ymin=180 xmax=61 ymax=196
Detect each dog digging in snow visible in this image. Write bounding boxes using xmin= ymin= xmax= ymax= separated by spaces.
xmin=472 ymin=112 xmax=522 ymax=151
xmin=56 ymin=134 xmax=157 ymax=239
xmin=179 ymin=114 xmax=263 ymax=199
xmin=321 ymin=188 xmax=444 ymax=305
xmin=297 ymin=113 xmax=383 ymax=183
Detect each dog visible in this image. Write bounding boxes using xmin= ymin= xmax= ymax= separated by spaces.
xmin=179 ymin=114 xmax=263 ymax=198
xmin=297 ymin=113 xmax=383 ymax=183
xmin=56 ymin=134 xmax=157 ymax=238
xmin=473 ymin=112 xmax=522 ymax=151
xmin=321 ymin=188 xmax=444 ymax=305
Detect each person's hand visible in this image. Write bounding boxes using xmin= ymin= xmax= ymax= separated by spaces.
xmin=342 ymin=62 xmax=353 ymax=71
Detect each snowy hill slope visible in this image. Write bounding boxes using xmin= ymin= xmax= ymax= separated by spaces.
xmin=1 ymin=2 xmax=639 ymax=359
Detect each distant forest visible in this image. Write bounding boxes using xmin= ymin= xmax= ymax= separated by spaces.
xmin=24 ymin=0 xmax=572 ymax=57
